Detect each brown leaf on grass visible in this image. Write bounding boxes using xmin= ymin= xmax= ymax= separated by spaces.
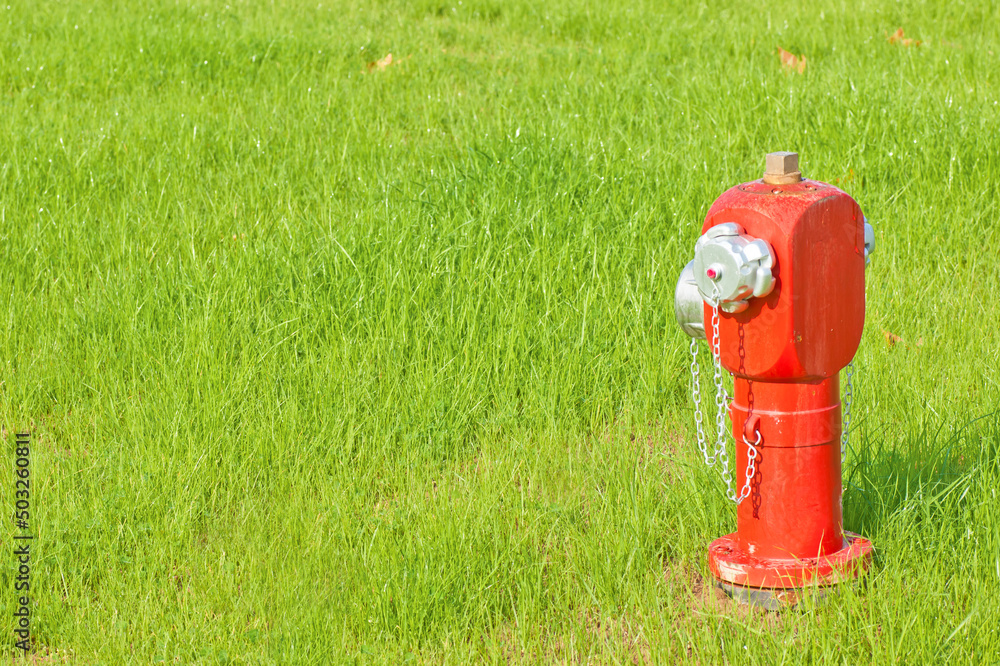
xmin=887 ymin=28 xmax=922 ymax=47
xmin=883 ymin=330 xmax=904 ymax=348
xmin=366 ymin=52 xmax=394 ymax=72
xmin=777 ymin=46 xmax=807 ymax=74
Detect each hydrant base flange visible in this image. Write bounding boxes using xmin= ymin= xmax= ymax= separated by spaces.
xmin=707 ymin=531 xmax=872 ymax=592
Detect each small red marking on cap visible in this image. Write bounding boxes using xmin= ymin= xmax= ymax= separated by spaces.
xmin=706 ymin=268 xmax=718 ymax=279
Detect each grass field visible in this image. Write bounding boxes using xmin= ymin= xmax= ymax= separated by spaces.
xmin=2 ymin=0 xmax=1000 ymax=662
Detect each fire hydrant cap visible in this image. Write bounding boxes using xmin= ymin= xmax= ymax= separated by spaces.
xmin=692 ymin=223 xmax=775 ymax=313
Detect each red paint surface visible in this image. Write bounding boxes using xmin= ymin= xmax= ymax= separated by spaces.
xmin=730 ymin=378 xmax=843 ymax=559
xmin=708 ymin=532 xmax=873 ymax=589
xmin=702 ymin=177 xmax=871 ymax=589
xmin=701 ymin=179 xmax=866 ymax=381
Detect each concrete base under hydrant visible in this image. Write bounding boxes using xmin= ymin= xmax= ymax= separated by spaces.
xmin=716 ymin=581 xmax=832 ymax=611
xmin=707 ymin=531 xmax=873 ymax=610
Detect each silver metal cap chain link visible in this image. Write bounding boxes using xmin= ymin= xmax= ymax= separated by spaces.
xmin=687 ymin=285 xmax=756 ymax=505
xmin=841 ymin=361 xmax=855 ymax=458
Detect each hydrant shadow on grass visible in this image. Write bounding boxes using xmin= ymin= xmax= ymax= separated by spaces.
xmin=841 ymin=409 xmax=1000 ymax=541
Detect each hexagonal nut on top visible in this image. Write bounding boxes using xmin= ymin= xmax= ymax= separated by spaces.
xmin=693 ymin=223 xmax=776 ymax=313
xmin=762 ymin=151 xmax=802 ymax=185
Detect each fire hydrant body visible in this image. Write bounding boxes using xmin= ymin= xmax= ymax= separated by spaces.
xmin=676 ymin=153 xmax=874 ymax=606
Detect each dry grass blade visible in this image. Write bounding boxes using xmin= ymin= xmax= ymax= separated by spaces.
xmin=883 ymin=330 xmax=904 ymax=348
xmin=887 ymin=28 xmax=922 ymax=47
xmin=777 ymin=46 xmax=807 ymax=74
xmin=366 ymin=52 xmax=394 ymax=72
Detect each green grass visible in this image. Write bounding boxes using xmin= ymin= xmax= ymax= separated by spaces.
xmin=1 ymin=0 xmax=999 ymax=662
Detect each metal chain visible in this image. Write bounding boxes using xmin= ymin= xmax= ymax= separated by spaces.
xmin=841 ymin=361 xmax=855 ymax=457
xmin=688 ymin=296 xmax=727 ymax=472
xmin=686 ymin=285 xmax=759 ymax=505
xmin=736 ymin=432 xmax=759 ymax=504
xmin=708 ymin=296 xmax=737 ymax=499
xmin=688 ymin=338 xmax=715 ymax=465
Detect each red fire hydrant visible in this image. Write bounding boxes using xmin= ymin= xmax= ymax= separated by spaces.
xmin=674 ymin=152 xmax=875 ymax=608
